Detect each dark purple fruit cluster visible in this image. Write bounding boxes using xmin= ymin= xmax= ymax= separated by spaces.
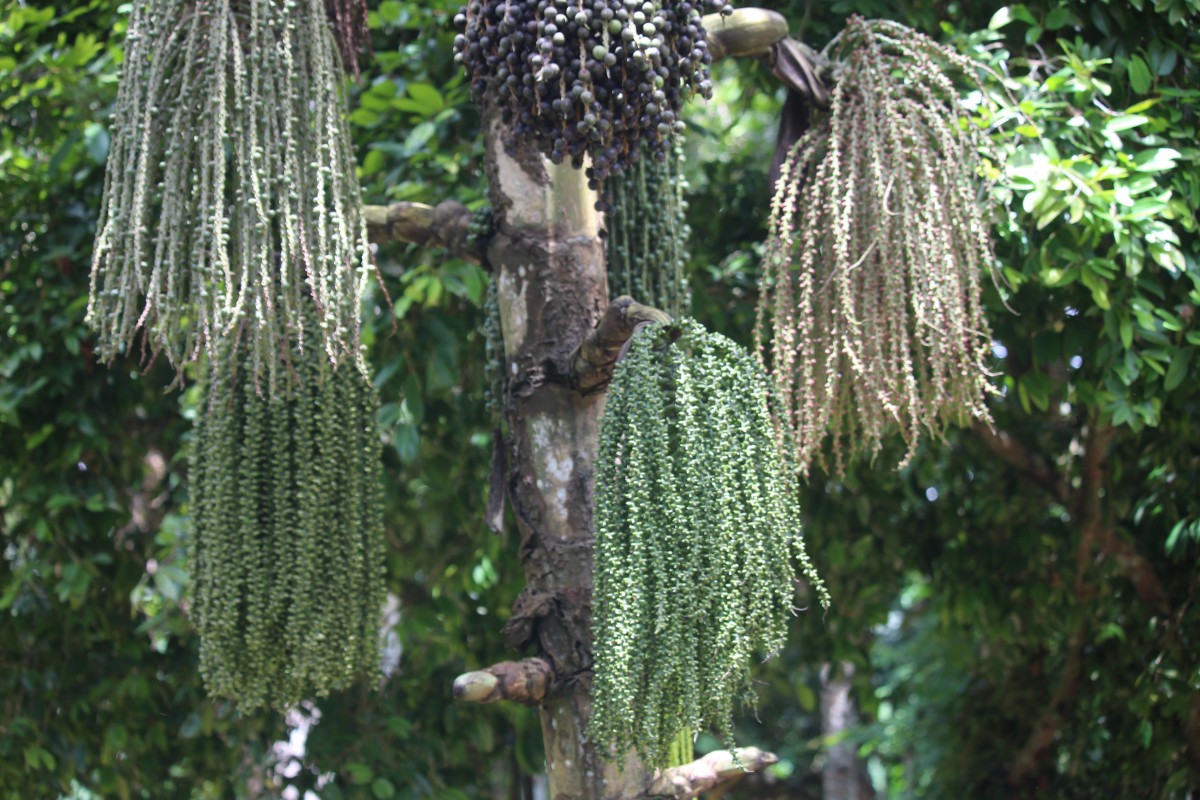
xmin=454 ymin=0 xmax=730 ymax=187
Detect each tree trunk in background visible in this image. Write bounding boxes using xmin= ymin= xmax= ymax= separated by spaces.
xmin=820 ymin=662 xmax=874 ymax=800
xmin=482 ymin=109 xmax=652 ymax=798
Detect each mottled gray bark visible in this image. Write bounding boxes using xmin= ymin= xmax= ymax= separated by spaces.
xmin=482 ymin=103 xmax=652 ymax=799
xmin=820 ymin=662 xmax=874 ymax=800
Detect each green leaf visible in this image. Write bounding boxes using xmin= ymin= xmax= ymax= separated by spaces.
xmin=989 ymin=5 xmax=1038 ymax=29
xmin=406 ymin=83 xmax=445 ymax=114
xmin=1148 ymin=40 xmax=1177 ymax=76
xmin=1127 ymin=55 xmax=1153 ymax=94
xmin=403 ymin=121 xmax=436 ymax=155
xmin=1165 ymin=519 xmax=1197 ymax=553
xmin=391 ymin=98 xmax=430 ymax=115
xmin=392 ymin=423 xmax=419 ymax=463
xmin=1044 ymin=7 xmax=1072 ymax=29
xmin=385 ymin=716 xmax=411 ymax=738
xmin=1137 ymin=720 xmax=1153 ymax=749
xmin=83 ymin=122 xmax=110 ymax=163
xmin=362 ymin=148 xmax=385 ymax=176
xmin=377 ymin=0 xmax=403 ymax=23
xmin=26 ymin=422 xmax=54 ymax=450
xmin=796 ymin=682 xmax=816 ymax=712
xmin=1163 ymin=348 xmax=1191 ymax=391
xmin=1036 ymin=199 xmax=1068 ymax=229
xmin=1132 ymin=148 xmax=1180 ymax=173
xmin=346 ymin=762 xmax=374 ymax=785
xmin=23 ymin=746 xmax=55 ymax=771
xmin=350 ymin=107 xmax=380 ymax=127
xmin=106 ymin=723 xmax=128 ymax=751
xmin=372 ymin=778 xmax=397 ymax=799
xmin=1105 ymin=114 xmax=1149 ymax=132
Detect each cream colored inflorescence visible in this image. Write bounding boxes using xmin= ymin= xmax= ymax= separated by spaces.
xmin=757 ymin=17 xmax=997 ymax=476
xmin=88 ymin=0 xmax=371 ymax=389
xmin=590 ymin=319 xmax=828 ymax=769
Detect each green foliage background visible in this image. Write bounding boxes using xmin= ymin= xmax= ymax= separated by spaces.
xmin=2 ymin=0 xmax=1198 ymax=798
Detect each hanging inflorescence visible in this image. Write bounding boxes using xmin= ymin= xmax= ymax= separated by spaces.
xmin=605 ymin=142 xmax=691 ymax=317
xmin=190 ymin=336 xmax=387 ymax=711
xmin=89 ymin=0 xmax=372 ymax=388
xmin=453 ymin=0 xmax=730 ymax=188
xmin=482 ymin=274 xmax=506 ymax=419
xmin=756 ymin=17 xmax=997 ymax=477
xmin=590 ymin=318 xmax=828 ymax=769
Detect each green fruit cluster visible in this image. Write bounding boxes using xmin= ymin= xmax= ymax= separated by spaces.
xmin=606 ymin=143 xmax=691 ymax=318
xmin=590 ymin=319 xmax=827 ymax=768
xmin=190 ymin=342 xmax=386 ymax=711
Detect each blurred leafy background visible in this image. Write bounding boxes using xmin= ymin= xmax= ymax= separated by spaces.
xmin=2 ymin=0 xmax=1198 ymax=798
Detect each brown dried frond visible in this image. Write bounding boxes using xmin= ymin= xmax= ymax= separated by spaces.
xmin=756 ymin=16 xmax=997 ymax=476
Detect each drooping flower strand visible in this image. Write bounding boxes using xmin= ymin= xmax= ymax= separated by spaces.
xmin=757 ymin=17 xmax=997 ymax=476
xmin=590 ymin=319 xmax=828 ymax=769
xmin=605 ymin=142 xmax=691 ymax=318
xmin=88 ymin=0 xmax=372 ymax=388
xmin=190 ymin=332 xmax=387 ymax=711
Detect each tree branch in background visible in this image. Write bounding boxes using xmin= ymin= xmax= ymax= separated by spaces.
xmin=452 ymin=658 xmax=553 ymax=705
xmin=1077 ymin=423 xmax=1169 ymax=614
xmin=703 ymin=8 xmax=788 ymax=60
xmin=646 ymin=747 xmax=778 ymax=799
xmin=974 ymin=421 xmax=1168 ymax=614
xmin=571 ymin=296 xmax=671 ymax=394
xmin=1009 ymin=420 xmax=1170 ymax=784
xmin=1008 ymin=613 xmax=1089 ymax=786
xmin=970 ymin=422 xmax=1071 ymax=506
xmin=363 ymin=201 xmax=483 ymax=264
xmin=1009 ymin=422 xmax=1101 ymax=787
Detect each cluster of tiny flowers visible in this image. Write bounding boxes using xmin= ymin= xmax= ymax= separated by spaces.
xmin=453 ymin=0 xmax=730 ymax=188
xmin=605 ymin=142 xmax=691 ymax=317
xmin=190 ymin=335 xmax=387 ymax=711
xmin=756 ymin=17 xmax=997 ymax=476
xmin=590 ymin=319 xmax=828 ymax=769
xmin=88 ymin=0 xmax=372 ymax=391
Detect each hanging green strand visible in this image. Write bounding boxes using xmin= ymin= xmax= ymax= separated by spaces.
xmin=190 ymin=335 xmax=386 ymax=710
xmin=757 ymin=17 xmax=997 ymax=476
xmin=88 ymin=0 xmax=372 ymax=387
xmin=605 ymin=144 xmax=691 ymax=318
xmin=590 ymin=318 xmax=828 ymax=769
xmin=482 ymin=275 xmax=505 ymax=420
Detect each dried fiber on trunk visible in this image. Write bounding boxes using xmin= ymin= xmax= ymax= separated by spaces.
xmin=605 ymin=143 xmax=691 ymax=318
xmin=590 ymin=318 xmax=827 ymax=769
xmin=89 ymin=0 xmax=371 ymax=388
xmin=756 ymin=17 xmax=996 ymax=476
xmin=190 ymin=335 xmax=386 ymax=711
